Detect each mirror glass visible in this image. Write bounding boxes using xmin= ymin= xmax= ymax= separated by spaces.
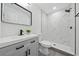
xmin=1 ymin=3 xmax=32 ymax=26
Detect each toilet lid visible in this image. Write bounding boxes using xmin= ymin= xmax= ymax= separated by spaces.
xmin=40 ymin=40 xmax=51 ymax=45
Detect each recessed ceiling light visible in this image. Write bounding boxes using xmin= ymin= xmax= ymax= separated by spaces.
xmin=53 ymin=6 xmax=56 ymax=10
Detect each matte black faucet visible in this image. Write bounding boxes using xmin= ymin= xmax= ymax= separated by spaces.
xmin=19 ymin=29 xmax=24 ymax=36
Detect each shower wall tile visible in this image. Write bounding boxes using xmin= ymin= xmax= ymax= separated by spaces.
xmin=47 ymin=4 xmax=75 ymax=50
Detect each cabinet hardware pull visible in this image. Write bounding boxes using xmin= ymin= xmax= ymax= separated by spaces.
xmin=25 ymin=49 xmax=30 ymax=56
xmin=25 ymin=51 xmax=28 ymax=56
xmin=27 ymin=49 xmax=30 ymax=56
xmin=16 ymin=45 xmax=24 ymax=50
xmin=28 ymin=49 xmax=30 ymax=55
xmin=31 ymin=40 xmax=35 ymax=43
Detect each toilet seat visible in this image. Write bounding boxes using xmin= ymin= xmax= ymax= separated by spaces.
xmin=39 ymin=40 xmax=51 ymax=47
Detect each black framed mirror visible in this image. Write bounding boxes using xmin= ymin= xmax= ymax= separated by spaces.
xmin=1 ymin=3 xmax=32 ymax=26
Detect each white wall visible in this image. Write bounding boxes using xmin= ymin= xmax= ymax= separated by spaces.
xmin=30 ymin=4 xmax=41 ymax=34
xmin=0 ymin=3 xmax=41 ymax=38
xmin=0 ymin=4 xmax=1 ymax=38
xmin=41 ymin=11 xmax=48 ymax=41
xmin=76 ymin=3 xmax=79 ymax=56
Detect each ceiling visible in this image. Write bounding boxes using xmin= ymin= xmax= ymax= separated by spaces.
xmin=34 ymin=3 xmax=71 ymax=14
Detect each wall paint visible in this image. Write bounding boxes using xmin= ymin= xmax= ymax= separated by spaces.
xmin=0 ymin=4 xmax=1 ymax=38
xmin=0 ymin=3 xmax=41 ymax=38
xmin=41 ymin=11 xmax=48 ymax=41
xmin=76 ymin=3 xmax=79 ymax=56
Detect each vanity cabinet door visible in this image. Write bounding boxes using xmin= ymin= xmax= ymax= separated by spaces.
xmin=26 ymin=38 xmax=38 ymax=56
xmin=5 ymin=46 xmax=26 ymax=56
xmin=12 ymin=45 xmax=28 ymax=56
xmin=28 ymin=42 xmax=38 ymax=56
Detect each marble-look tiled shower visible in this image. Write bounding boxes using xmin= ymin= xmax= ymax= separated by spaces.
xmin=41 ymin=3 xmax=75 ymax=55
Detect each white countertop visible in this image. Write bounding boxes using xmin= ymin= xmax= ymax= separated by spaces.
xmin=0 ymin=34 xmax=40 ymax=48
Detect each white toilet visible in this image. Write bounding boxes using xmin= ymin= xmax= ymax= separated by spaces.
xmin=39 ymin=40 xmax=51 ymax=55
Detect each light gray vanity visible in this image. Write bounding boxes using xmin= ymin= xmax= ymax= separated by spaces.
xmin=0 ymin=34 xmax=39 ymax=56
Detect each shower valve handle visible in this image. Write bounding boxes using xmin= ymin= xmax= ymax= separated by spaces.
xmin=70 ymin=26 xmax=72 ymax=29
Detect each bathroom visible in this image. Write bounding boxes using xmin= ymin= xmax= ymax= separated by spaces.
xmin=1 ymin=2 xmax=79 ymax=56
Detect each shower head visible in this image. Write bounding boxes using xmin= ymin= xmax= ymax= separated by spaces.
xmin=65 ymin=8 xmax=72 ymax=13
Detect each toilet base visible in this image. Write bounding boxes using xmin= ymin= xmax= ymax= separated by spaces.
xmin=39 ymin=44 xmax=49 ymax=55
